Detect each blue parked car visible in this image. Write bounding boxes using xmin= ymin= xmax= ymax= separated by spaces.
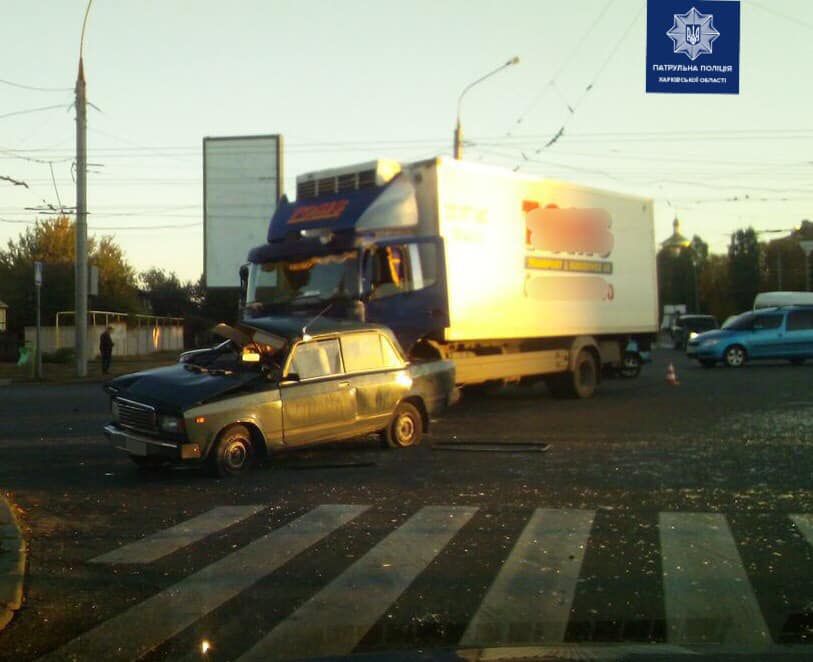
xmin=686 ymin=306 xmax=813 ymax=368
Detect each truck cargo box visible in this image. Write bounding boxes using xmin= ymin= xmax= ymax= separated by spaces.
xmin=431 ymin=159 xmax=658 ymax=342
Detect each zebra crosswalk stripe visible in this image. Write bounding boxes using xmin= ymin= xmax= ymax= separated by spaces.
xmin=39 ymin=504 xmax=368 ymax=662
xmin=90 ymin=505 xmax=266 ymax=565
xmin=237 ymin=505 xmax=478 ymax=662
xmin=659 ymin=512 xmax=770 ymax=648
xmin=460 ymin=508 xmax=595 ymax=646
xmin=790 ymin=514 xmax=813 ymax=548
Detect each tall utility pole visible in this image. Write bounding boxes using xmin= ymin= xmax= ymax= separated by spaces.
xmin=454 ymin=57 xmax=519 ymax=160
xmin=74 ymin=0 xmax=93 ymax=377
xmin=800 ymin=241 xmax=813 ymax=292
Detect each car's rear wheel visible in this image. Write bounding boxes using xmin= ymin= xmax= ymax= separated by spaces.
xmin=209 ymin=424 xmax=255 ymax=477
xmin=699 ymin=359 xmax=716 ymax=369
xmin=724 ymin=345 xmax=746 ymax=368
xmin=382 ymin=402 xmax=423 ymax=448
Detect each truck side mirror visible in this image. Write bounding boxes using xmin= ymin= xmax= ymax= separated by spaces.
xmin=238 ymin=264 xmax=249 ymax=308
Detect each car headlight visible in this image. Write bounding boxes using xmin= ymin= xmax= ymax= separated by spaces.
xmin=701 ymin=339 xmax=721 ymax=347
xmin=689 ymin=331 xmax=698 ymax=340
xmin=158 ymin=415 xmax=185 ymax=433
xmin=111 ymin=400 xmax=119 ymax=422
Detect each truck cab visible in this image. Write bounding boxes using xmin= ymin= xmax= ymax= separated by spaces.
xmin=243 ymin=159 xmax=449 ymax=354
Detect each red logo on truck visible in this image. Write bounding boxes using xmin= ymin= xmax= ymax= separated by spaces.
xmin=289 ymin=200 xmax=349 ymax=224
xmin=523 ymin=201 xmax=614 ymax=257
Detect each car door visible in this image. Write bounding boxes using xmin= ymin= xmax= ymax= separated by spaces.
xmin=280 ymin=337 xmax=357 ymax=446
xmin=785 ymin=310 xmax=813 ymax=358
xmin=339 ymin=331 xmax=408 ymax=434
xmin=747 ymin=313 xmax=785 ymax=358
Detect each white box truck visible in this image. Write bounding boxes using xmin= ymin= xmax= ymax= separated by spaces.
xmin=242 ymin=157 xmax=658 ymax=397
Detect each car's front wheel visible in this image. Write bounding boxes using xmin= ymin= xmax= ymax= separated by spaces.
xmin=382 ymin=402 xmax=423 ymax=448
xmin=724 ymin=345 xmax=747 ymax=368
xmin=209 ymin=424 xmax=255 ymax=477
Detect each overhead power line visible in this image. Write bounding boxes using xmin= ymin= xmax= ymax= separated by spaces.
xmin=509 ymin=0 xmax=617 ymax=134
xmin=0 ymin=77 xmax=73 ymax=92
xmin=0 ymin=103 xmax=69 ymax=122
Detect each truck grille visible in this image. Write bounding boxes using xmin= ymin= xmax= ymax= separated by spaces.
xmin=116 ymin=398 xmax=156 ymax=433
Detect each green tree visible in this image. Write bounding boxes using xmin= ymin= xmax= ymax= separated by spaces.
xmin=728 ymin=227 xmax=764 ymax=312
xmin=139 ymin=268 xmax=196 ymax=317
xmin=657 ymin=234 xmax=709 ymax=315
xmin=698 ymin=254 xmax=736 ymax=322
xmin=0 ymin=216 xmax=141 ymax=335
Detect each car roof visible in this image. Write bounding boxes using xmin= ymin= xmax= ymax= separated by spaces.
xmin=241 ymin=315 xmax=393 ymax=341
xmin=679 ymin=314 xmax=716 ymax=320
xmin=753 ymin=305 xmax=813 ymax=314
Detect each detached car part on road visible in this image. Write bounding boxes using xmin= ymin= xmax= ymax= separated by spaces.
xmin=103 ymin=318 xmax=458 ymax=476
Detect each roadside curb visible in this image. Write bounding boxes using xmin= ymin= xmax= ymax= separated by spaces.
xmin=0 ymin=496 xmax=26 ymax=632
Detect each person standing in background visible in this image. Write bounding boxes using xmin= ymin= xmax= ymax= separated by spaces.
xmin=100 ymin=326 xmax=114 ymax=374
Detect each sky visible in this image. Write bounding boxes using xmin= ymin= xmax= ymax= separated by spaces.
xmin=1 ymin=0 xmax=812 ymax=283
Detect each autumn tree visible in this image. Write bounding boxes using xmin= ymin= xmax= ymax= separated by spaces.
xmin=139 ymin=268 xmax=197 ymax=317
xmin=0 ymin=216 xmax=142 ymax=334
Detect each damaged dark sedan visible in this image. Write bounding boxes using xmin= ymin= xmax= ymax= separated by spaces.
xmin=103 ymin=318 xmax=458 ymax=476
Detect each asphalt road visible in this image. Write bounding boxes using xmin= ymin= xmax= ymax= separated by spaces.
xmin=0 ymin=350 xmax=812 ymax=661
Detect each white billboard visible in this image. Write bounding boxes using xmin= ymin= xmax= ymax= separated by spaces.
xmin=203 ymin=135 xmax=283 ymax=287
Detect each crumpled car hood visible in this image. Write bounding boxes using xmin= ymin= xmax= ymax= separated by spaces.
xmin=106 ymin=363 xmax=259 ymax=411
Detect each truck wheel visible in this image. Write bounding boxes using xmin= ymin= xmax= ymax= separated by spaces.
xmin=549 ymin=350 xmax=598 ymax=399
xmin=723 ymin=345 xmax=746 ymax=368
xmin=381 ymin=402 xmax=423 ymax=448
xmin=208 ymin=424 xmax=255 ymax=477
xmin=619 ymin=352 xmax=642 ymax=378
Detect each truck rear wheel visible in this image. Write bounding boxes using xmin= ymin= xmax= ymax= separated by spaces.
xmin=548 ymin=349 xmax=598 ymax=399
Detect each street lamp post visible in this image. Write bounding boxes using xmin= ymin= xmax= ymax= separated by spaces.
xmin=74 ymin=0 xmax=94 ymax=377
xmin=454 ymin=56 xmax=519 ymax=160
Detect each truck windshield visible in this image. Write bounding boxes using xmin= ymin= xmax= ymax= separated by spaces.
xmin=246 ymin=251 xmax=359 ymax=307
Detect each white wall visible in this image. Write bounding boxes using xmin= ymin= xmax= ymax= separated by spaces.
xmin=24 ymin=323 xmax=183 ymax=357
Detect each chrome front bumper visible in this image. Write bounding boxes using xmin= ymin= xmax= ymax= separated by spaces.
xmin=103 ymin=423 xmax=195 ymax=459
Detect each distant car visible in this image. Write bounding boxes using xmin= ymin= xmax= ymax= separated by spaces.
xmin=103 ymin=318 xmax=458 ymax=476
xmin=671 ymin=314 xmax=719 ymax=349
xmin=686 ymin=305 xmax=813 ymax=368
